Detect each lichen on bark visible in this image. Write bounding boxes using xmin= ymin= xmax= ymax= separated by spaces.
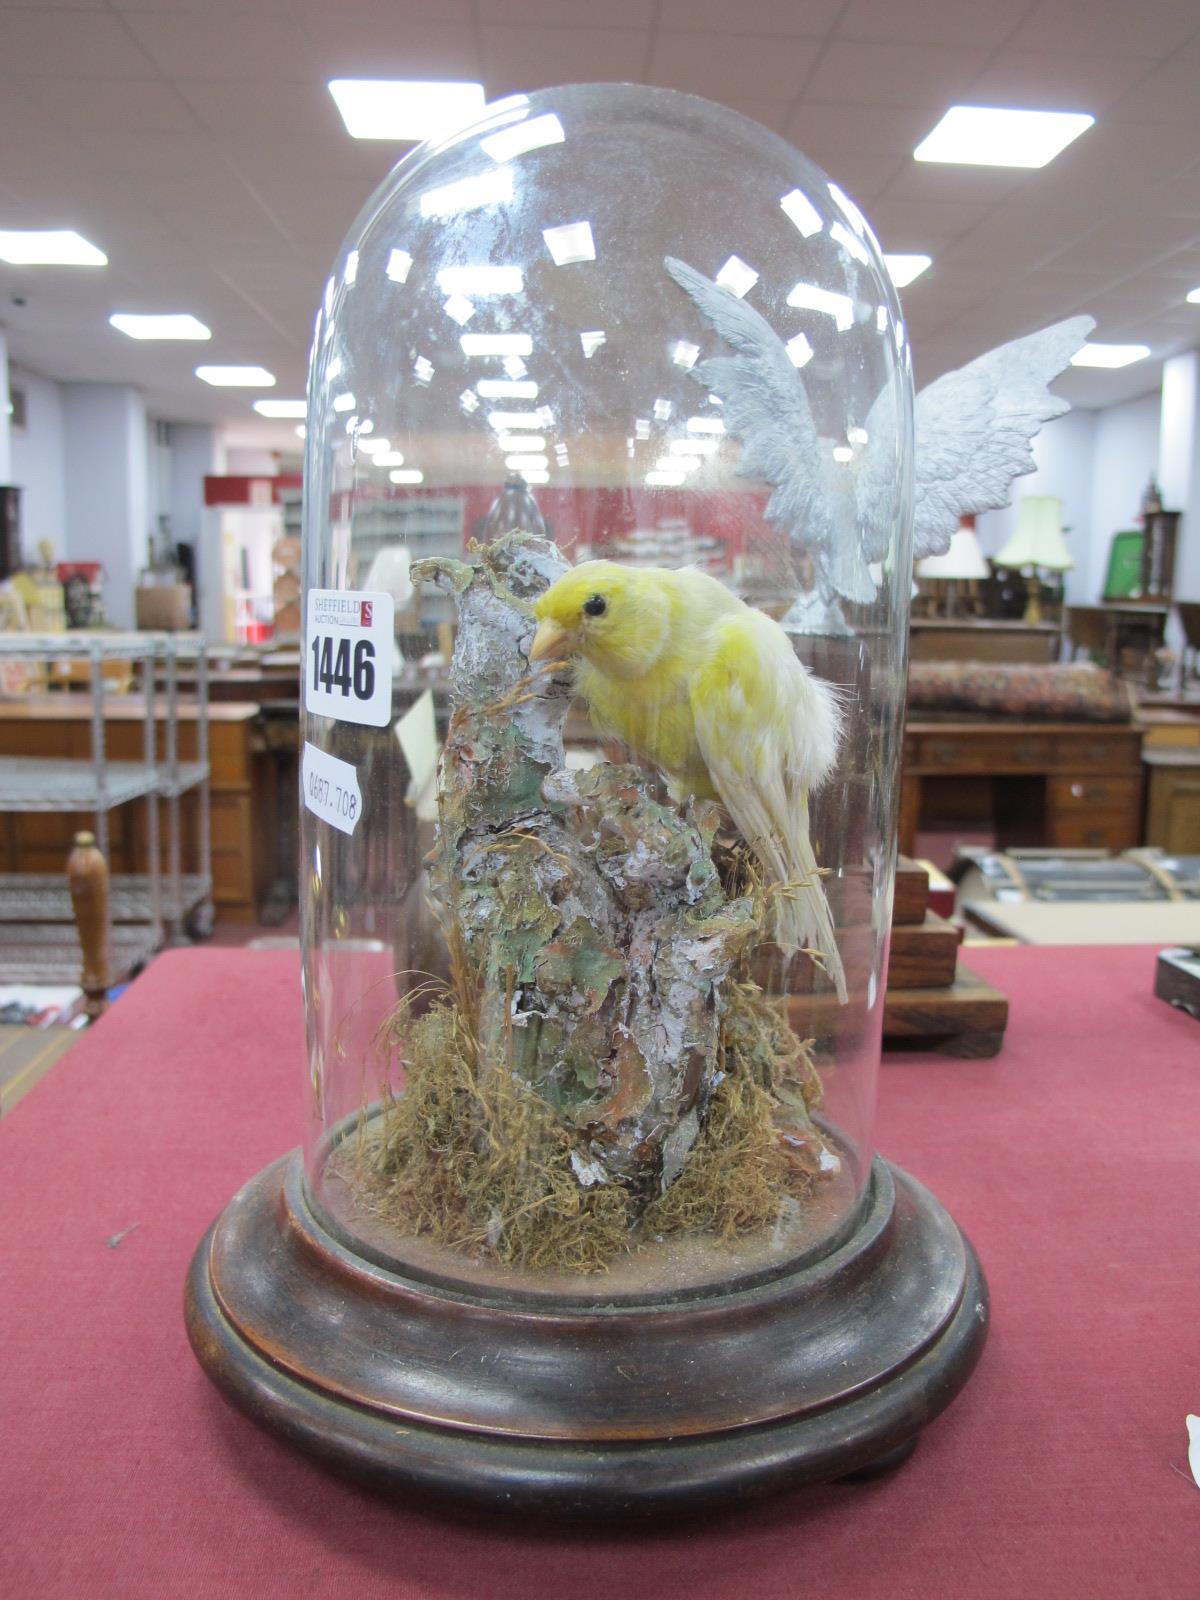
xmin=351 ymin=531 xmax=831 ymax=1270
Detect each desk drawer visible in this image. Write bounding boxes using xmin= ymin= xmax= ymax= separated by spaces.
xmin=1047 ymin=811 xmax=1140 ymax=851
xmin=911 ymin=733 xmax=1051 ymax=772
xmin=1047 ymin=776 xmax=1141 ymax=813
xmin=1055 ymin=734 xmax=1141 ymax=774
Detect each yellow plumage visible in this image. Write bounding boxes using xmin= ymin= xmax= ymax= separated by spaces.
xmin=531 ymin=560 xmax=847 ymax=1001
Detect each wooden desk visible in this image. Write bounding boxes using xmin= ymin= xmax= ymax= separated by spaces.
xmin=909 ymin=618 xmax=1061 ymax=664
xmin=964 ymin=899 xmax=1200 ymax=945
xmin=0 ymin=698 xmax=274 ymax=921
xmin=900 ymin=718 xmax=1144 ymax=856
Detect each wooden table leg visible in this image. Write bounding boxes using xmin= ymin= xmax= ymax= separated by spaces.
xmin=67 ymin=831 xmax=110 ymax=1022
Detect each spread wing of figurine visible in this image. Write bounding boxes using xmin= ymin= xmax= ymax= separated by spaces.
xmin=664 ymin=254 xmax=1094 ymax=598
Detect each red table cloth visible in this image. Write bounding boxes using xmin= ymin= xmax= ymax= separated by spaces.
xmin=2 ymin=945 xmax=1197 ymax=1598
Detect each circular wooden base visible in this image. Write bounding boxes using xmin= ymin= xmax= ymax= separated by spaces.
xmin=185 ymin=1150 xmax=987 ymax=1516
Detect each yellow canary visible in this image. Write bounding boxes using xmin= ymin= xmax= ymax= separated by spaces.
xmin=531 ymin=560 xmax=846 ymax=1000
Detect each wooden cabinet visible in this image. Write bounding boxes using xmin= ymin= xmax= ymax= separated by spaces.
xmin=1143 ymin=749 xmax=1200 ymax=854
xmin=900 ymin=719 xmax=1144 ymax=856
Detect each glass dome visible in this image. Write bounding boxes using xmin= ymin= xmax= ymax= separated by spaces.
xmin=300 ymin=82 xmax=914 ymax=1301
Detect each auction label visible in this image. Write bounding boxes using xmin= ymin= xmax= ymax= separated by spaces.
xmin=305 ymin=588 xmax=394 ymax=727
xmin=302 ymin=742 xmax=363 ymax=836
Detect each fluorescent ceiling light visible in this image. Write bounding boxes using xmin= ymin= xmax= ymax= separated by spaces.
xmin=110 ymin=312 xmax=210 ymax=340
xmin=357 ymin=436 xmax=392 ymax=454
xmin=830 ymin=220 xmax=870 ymax=267
xmin=506 ymin=454 xmax=548 ymax=471
xmin=542 ymin=221 xmax=595 ymax=265
xmin=461 ymin=333 xmax=532 ymax=357
xmin=687 ymin=416 xmax=725 ymax=435
xmin=653 ymin=399 xmax=672 ymax=422
xmin=883 ymin=254 xmax=932 ymax=288
xmin=580 ymin=330 xmax=606 ymax=357
xmin=295 ymin=424 xmax=306 ymax=439
xmin=1070 ymin=342 xmax=1150 ymax=369
xmin=670 ymin=437 xmax=719 ymax=456
xmin=482 ymin=113 xmax=565 ymax=163
xmin=477 ymin=378 xmax=538 ymax=399
xmin=914 ymin=106 xmax=1094 ymax=169
xmin=488 ymin=410 xmax=544 ymax=430
xmin=646 ymin=470 xmax=686 ymax=487
xmin=671 ymin=340 xmax=700 ymax=370
xmin=328 ymin=79 xmax=485 ymax=142
xmin=502 ymin=354 xmax=527 ymax=379
xmin=332 ymin=391 xmax=356 ymax=412
xmin=386 ymin=249 xmax=413 ymax=284
xmin=460 ymin=389 xmax=480 ymax=413
xmin=495 ymin=434 xmax=545 ymax=451
xmin=421 ymin=167 xmax=512 ymax=220
xmin=635 ymin=419 xmax=651 ymax=440
xmin=1186 ymin=287 xmax=1200 ymax=305
xmin=0 ymin=229 xmax=106 ymax=266
xmin=437 ymin=265 xmax=523 ymax=296
xmin=787 ymin=282 xmax=854 ymax=332
xmin=389 ymin=468 xmax=425 ymax=484
xmin=521 ymin=469 xmax=550 ymax=484
xmin=373 ymin=451 xmax=405 ymax=467
xmin=715 ymin=256 xmax=758 ymax=299
xmin=413 ymin=356 xmax=434 ymax=384
xmin=832 ymin=445 xmax=854 ymax=463
xmin=195 ymin=365 xmax=275 ymax=387
xmin=780 ymin=190 xmax=822 ymax=239
xmin=253 ymin=398 xmax=307 ymax=418
xmin=443 ymin=294 xmax=475 ymax=326
xmin=656 ymin=455 xmax=700 ymax=474
xmin=786 ymin=332 xmax=814 ymax=368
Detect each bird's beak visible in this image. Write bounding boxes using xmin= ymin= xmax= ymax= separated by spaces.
xmin=529 ymin=618 xmax=572 ymax=663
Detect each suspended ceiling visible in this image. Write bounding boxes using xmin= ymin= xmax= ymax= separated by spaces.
xmin=1 ymin=0 xmax=1199 ymax=451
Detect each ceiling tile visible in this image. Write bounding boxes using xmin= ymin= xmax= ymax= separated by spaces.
xmin=657 ymin=0 xmax=841 ymax=35
xmin=1006 ymin=0 xmax=1200 ymax=59
xmin=16 ymin=76 xmax=199 ymax=136
xmin=121 ymin=10 xmax=316 ymax=80
xmin=0 ymin=9 xmax=156 ymax=75
xmin=837 ymin=0 xmax=1031 ymax=48
xmin=1110 ymin=57 xmax=1200 ymax=124
xmin=648 ymin=31 xmax=820 ymax=101
xmin=478 ymin=0 xmax=656 ymax=23
xmin=482 ymin=26 xmax=649 ymax=97
xmin=803 ymin=40 xmax=992 ymax=109
xmin=304 ymin=18 xmax=480 ymax=81
xmin=784 ymin=102 xmax=933 ymax=158
xmin=176 ymin=78 xmax=347 ymax=141
xmin=962 ymin=51 xmax=1156 ymax=114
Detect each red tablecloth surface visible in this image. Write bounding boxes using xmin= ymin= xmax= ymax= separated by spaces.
xmin=2 ymin=945 xmax=1197 ymax=1598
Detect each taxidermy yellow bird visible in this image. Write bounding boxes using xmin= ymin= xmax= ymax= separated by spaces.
xmin=531 ymin=559 xmax=847 ymax=1001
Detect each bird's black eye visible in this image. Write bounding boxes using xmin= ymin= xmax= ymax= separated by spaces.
xmin=583 ymin=594 xmax=607 ymax=617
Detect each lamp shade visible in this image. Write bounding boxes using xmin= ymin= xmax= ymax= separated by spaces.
xmin=995 ymin=495 xmax=1073 ymax=572
xmin=916 ymin=525 xmax=990 ymax=580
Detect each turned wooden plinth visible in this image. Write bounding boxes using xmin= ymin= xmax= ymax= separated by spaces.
xmin=185 ymin=1150 xmax=988 ymax=1517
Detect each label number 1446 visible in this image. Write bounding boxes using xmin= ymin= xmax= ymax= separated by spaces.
xmin=310 ymin=635 xmax=375 ymax=702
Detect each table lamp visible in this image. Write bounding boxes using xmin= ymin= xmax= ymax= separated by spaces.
xmin=915 ymin=518 xmax=990 ymax=616
xmin=994 ymin=495 xmax=1073 ymax=623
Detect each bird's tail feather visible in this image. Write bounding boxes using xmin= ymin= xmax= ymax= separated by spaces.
xmin=763 ymin=795 xmax=847 ymax=1004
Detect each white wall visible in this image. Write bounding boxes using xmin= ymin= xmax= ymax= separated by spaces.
xmin=0 ymin=329 xmax=11 ymax=486
xmin=976 ymin=394 xmax=1163 ymax=606
xmin=7 ymin=364 xmax=66 ymax=561
xmin=62 ymin=384 xmax=148 ymax=628
xmin=976 ymin=410 xmax=1097 ymax=603
xmin=1088 ymin=392 xmax=1161 ymax=599
xmin=1160 ymin=351 xmax=1200 ymax=603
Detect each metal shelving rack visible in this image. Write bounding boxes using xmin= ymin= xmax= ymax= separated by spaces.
xmin=0 ymin=633 xmax=164 ymax=984
xmin=159 ymin=633 xmax=213 ymax=937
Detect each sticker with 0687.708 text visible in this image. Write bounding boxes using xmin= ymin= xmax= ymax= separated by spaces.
xmin=302 ymin=742 xmax=363 ymax=836
xmin=305 ymin=588 xmax=394 ymax=727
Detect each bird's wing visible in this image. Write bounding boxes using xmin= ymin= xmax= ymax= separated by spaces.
xmin=909 ymin=315 xmax=1094 ymax=560
xmin=665 ymin=256 xmax=876 ymax=604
